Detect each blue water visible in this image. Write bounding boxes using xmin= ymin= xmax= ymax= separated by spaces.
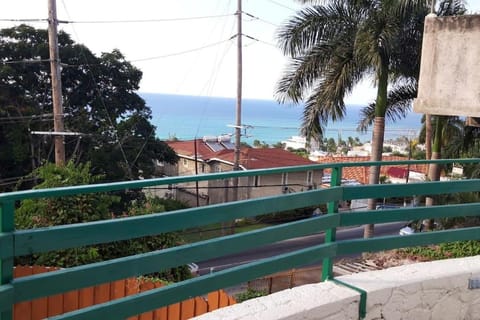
xmin=142 ymin=93 xmax=423 ymax=145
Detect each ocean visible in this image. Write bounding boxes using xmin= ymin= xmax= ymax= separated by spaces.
xmin=142 ymin=93 xmax=423 ymax=145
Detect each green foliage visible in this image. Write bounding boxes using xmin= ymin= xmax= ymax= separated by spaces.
xmin=326 ymin=138 xmax=337 ymax=153
xmin=253 ymin=139 xmax=269 ymax=148
xmin=235 ymin=288 xmax=267 ymax=303
xmin=272 ymin=142 xmax=286 ymax=149
xmin=289 ymin=148 xmax=308 ymax=158
xmin=400 ymin=241 xmax=480 ymax=260
xmin=15 ymin=161 xmax=118 ymax=266
xmin=0 ymin=25 xmax=177 ymax=192
xmin=15 ymin=162 xmax=191 ymax=282
xmin=16 ymin=161 xmax=118 ymax=229
xmin=411 ymin=148 xmax=426 ymax=160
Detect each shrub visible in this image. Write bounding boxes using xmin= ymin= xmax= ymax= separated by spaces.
xmin=235 ymin=288 xmax=267 ymax=302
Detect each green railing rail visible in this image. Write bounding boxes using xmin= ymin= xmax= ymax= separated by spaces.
xmin=1 ymin=158 xmax=480 ymax=319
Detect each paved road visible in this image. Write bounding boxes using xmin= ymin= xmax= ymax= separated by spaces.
xmin=197 ymin=221 xmax=406 ymax=275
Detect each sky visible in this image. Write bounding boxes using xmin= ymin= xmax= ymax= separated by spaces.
xmin=1 ymin=0 xmax=480 ymax=105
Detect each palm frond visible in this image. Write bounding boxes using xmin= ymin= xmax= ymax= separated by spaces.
xmin=277 ymin=1 xmax=364 ymax=57
xmin=357 ymin=79 xmax=417 ymax=132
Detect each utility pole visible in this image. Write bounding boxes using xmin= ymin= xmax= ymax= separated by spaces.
xmin=234 ymin=0 xmax=242 ymax=172
xmin=227 ymin=0 xmax=242 ymax=235
xmin=48 ymin=0 xmax=66 ymax=165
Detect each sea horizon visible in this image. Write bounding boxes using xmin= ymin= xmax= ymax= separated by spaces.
xmin=141 ymin=93 xmax=423 ymax=146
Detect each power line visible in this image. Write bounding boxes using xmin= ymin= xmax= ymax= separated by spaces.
xmin=59 ymin=13 xmax=235 ymax=24
xmin=243 ymin=11 xmax=278 ymax=27
xmin=0 ymin=14 xmax=234 ymax=25
xmin=265 ymin=0 xmax=297 ymax=12
xmin=1 ymin=39 xmax=234 ymax=67
xmin=59 ymin=0 xmax=132 ymax=177
xmin=1 ymin=58 xmax=51 ymax=65
xmin=131 ymin=38 xmax=234 ymax=62
xmin=0 ymin=18 xmax=47 ymax=23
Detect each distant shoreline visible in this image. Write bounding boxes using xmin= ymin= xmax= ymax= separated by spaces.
xmin=141 ymin=93 xmax=422 ymax=145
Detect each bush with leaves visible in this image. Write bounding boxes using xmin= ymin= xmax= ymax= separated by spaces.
xmin=15 ymin=161 xmax=191 ymax=281
xmin=235 ymin=288 xmax=267 ymax=302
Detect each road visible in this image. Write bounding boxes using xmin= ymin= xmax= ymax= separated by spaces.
xmin=197 ymin=222 xmax=405 ymax=275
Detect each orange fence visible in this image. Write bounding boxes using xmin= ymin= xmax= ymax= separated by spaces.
xmin=13 ymin=266 xmax=236 ymax=320
xmin=248 ymin=266 xmax=322 ymax=294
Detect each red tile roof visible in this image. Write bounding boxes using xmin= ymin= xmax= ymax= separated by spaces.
xmin=167 ymin=139 xmax=316 ymax=170
xmin=316 ymin=155 xmax=428 ymax=184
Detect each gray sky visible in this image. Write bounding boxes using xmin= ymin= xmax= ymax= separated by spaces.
xmin=1 ymin=0 xmax=479 ymax=104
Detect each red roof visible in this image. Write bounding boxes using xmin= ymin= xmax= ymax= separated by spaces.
xmin=167 ymin=139 xmax=316 ymax=170
xmin=316 ymin=155 xmax=428 ymax=184
xmin=387 ymin=167 xmax=409 ymax=179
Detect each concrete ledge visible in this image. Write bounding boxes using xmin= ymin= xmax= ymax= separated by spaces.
xmin=340 ymin=255 xmax=480 ymax=320
xmin=193 ymin=255 xmax=480 ymax=320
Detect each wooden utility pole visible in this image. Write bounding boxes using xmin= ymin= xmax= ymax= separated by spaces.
xmin=48 ymin=0 xmax=66 ymax=165
xmin=233 ymin=0 xmax=242 ymax=172
xmin=226 ymin=0 xmax=242 ymax=235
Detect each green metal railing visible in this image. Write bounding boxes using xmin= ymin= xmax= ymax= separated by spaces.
xmin=1 ymin=159 xmax=480 ymax=319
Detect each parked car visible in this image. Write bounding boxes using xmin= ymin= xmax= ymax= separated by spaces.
xmin=399 ymin=220 xmax=440 ymax=236
xmin=188 ymin=263 xmax=199 ymax=276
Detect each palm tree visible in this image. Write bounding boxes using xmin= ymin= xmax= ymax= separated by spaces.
xmin=276 ymin=0 xmax=429 ymax=237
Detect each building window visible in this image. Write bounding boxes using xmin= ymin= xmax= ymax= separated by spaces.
xmin=214 ymin=164 xmax=222 ymax=173
xmin=182 ymin=159 xmax=188 ymax=167
xmin=307 ymin=171 xmax=313 ymax=184
xmin=282 ymin=172 xmax=288 ymax=186
xmin=254 ymin=175 xmax=260 ymax=187
xmin=201 ymin=163 xmax=205 ymax=173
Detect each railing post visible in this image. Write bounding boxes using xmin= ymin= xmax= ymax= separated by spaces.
xmin=0 ymin=201 xmax=14 ymax=320
xmin=322 ymin=166 xmax=342 ymax=281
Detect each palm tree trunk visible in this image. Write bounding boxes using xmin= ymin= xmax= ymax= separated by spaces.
xmin=425 ymin=116 xmax=443 ymax=230
xmin=425 ymin=114 xmax=432 ymax=174
xmin=425 ymin=114 xmax=432 ymax=160
xmin=364 ymin=61 xmax=388 ymax=239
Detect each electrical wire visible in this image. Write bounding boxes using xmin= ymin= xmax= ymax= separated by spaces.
xmin=265 ymin=0 xmax=297 ymax=12
xmin=1 ymin=58 xmax=51 ymax=65
xmin=1 ymin=39 xmax=234 ymax=68
xmin=0 ymin=18 xmax=47 ymax=23
xmin=130 ymin=38 xmax=234 ymax=62
xmin=59 ymin=13 xmax=234 ymax=24
xmin=242 ymin=11 xmax=278 ymax=27
xmin=0 ymin=114 xmax=52 ymax=120
xmin=60 ymin=0 xmax=133 ymax=178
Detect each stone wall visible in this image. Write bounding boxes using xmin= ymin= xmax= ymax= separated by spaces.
xmin=414 ymin=15 xmax=480 ymax=117
xmin=193 ymin=255 xmax=480 ymax=320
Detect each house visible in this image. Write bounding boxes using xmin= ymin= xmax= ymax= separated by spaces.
xmin=386 ymin=167 xmax=426 ymax=184
xmin=316 ymin=155 xmax=428 ymax=185
xmin=281 ymin=135 xmax=320 ymax=151
xmin=155 ymin=136 xmax=323 ymax=206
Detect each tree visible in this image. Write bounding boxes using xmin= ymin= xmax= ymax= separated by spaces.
xmin=277 ymin=0 xmax=464 ymax=237
xmin=326 ymin=138 xmax=337 ymax=153
xmin=276 ymin=0 xmax=431 ymax=237
xmin=253 ymin=139 xmax=269 ymax=148
xmin=0 ymin=25 xmax=177 ymax=191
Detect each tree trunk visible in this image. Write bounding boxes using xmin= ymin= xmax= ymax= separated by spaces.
xmin=425 ymin=114 xmax=432 ymax=160
xmin=425 ymin=114 xmax=432 ymax=173
xmin=425 ymin=116 xmax=443 ymax=230
xmin=364 ymin=61 xmax=388 ymax=239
